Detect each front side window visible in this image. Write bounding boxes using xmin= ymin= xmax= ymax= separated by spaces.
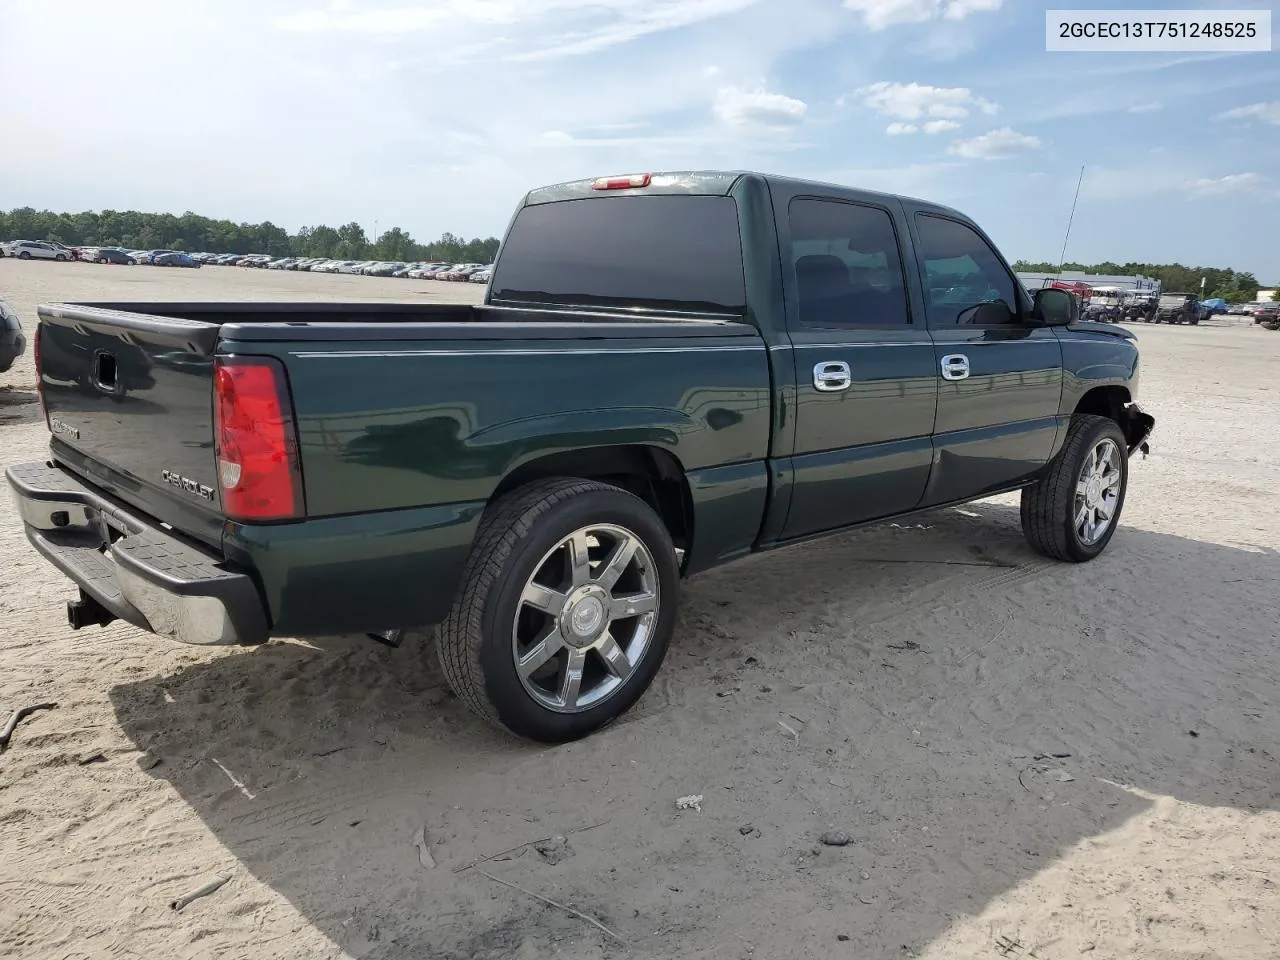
xmin=915 ymin=215 xmax=1020 ymax=325
xmin=788 ymin=198 xmax=911 ymax=328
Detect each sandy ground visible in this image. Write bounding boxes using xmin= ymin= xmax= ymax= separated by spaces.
xmin=1 ymin=258 xmax=1277 ymax=960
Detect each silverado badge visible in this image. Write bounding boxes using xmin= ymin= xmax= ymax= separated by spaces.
xmin=49 ymin=417 xmax=80 ymax=440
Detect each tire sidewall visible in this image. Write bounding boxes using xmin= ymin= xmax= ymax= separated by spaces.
xmin=1062 ymin=419 xmax=1129 ymax=560
xmin=479 ymin=488 xmax=679 ymax=742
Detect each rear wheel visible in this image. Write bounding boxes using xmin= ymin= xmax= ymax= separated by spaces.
xmin=55 ymin=254 xmax=67 ymax=261
xmin=437 ymin=478 xmax=679 ymax=743
xmin=1021 ymin=414 xmax=1129 ymax=562
xmin=18 ymin=251 xmax=31 ymax=260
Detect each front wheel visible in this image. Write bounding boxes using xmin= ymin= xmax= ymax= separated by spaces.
xmin=18 ymin=251 xmax=31 ymax=260
xmin=1021 ymin=414 xmax=1129 ymax=562
xmin=437 ymin=478 xmax=679 ymax=743
xmin=55 ymin=254 xmax=67 ymax=261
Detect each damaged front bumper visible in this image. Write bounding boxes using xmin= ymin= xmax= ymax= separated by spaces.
xmin=1122 ymin=402 xmax=1155 ymax=458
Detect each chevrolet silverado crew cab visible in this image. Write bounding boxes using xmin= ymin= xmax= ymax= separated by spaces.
xmin=8 ymin=171 xmax=1154 ymax=743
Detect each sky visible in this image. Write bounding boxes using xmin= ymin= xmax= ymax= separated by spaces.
xmin=1 ymin=0 xmax=1277 ymax=280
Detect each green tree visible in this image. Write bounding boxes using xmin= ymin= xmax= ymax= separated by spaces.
xmin=0 ymin=204 xmax=501 ymax=262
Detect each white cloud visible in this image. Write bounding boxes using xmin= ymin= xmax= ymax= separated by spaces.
xmin=714 ymin=86 xmax=808 ymax=127
xmin=857 ymin=81 xmax=997 ymax=121
xmin=1182 ymin=172 xmax=1271 ymax=197
xmin=941 ymin=0 xmax=1002 ymax=19
xmin=1127 ymin=102 xmax=1162 ymax=114
xmin=885 ymin=119 xmax=958 ymax=135
xmin=703 ymin=65 xmax=721 ymax=76
xmin=275 ymin=0 xmax=761 ymax=62
xmin=1213 ymin=101 xmax=1280 ymax=126
xmin=843 ymin=0 xmax=1002 ymax=30
xmin=947 ymin=127 xmax=1041 ymax=159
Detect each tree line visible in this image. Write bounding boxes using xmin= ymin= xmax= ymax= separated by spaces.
xmin=1012 ymin=260 xmax=1266 ymax=303
xmin=0 ymin=207 xmax=500 ymax=265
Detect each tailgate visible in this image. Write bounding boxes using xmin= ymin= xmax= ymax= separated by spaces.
xmin=36 ymin=304 xmax=226 ymax=545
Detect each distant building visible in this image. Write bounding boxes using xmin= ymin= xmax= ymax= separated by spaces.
xmin=1016 ymin=271 xmax=1162 ymax=295
xmin=1258 ymin=289 xmax=1276 ymax=303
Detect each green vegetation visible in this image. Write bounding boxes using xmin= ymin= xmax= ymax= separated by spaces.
xmin=1012 ymin=260 xmax=1261 ymax=304
xmin=0 ymin=207 xmax=500 ymax=264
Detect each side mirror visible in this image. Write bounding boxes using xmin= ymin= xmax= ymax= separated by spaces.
xmin=1033 ymin=288 xmax=1079 ymax=326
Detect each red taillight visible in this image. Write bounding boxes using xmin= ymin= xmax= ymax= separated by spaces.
xmin=591 ymin=173 xmax=651 ymax=190
xmin=213 ymin=357 xmax=304 ymax=521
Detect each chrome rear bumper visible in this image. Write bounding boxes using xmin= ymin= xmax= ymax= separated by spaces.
xmin=6 ymin=461 xmax=268 ymax=645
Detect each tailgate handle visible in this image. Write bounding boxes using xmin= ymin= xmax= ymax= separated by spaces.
xmin=93 ymin=350 xmax=118 ymax=392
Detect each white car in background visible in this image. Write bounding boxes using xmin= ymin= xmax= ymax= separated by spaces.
xmin=2 ymin=240 xmax=71 ymax=261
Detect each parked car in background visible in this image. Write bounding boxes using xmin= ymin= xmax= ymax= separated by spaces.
xmin=470 ymin=268 xmax=492 ymax=284
xmin=131 ymin=249 xmax=178 ymax=265
xmin=1253 ymin=304 xmax=1280 ymax=329
xmin=83 ymin=247 xmax=135 ymax=265
xmin=0 ymin=300 xmax=25 ymax=375
xmin=153 ymin=252 xmax=200 ymax=268
xmin=2 ymin=240 xmax=72 ymax=261
xmin=407 ymin=263 xmax=449 ymax=278
xmin=369 ymin=262 xmax=407 ymax=277
xmin=1153 ymin=293 xmax=1203 ymax=325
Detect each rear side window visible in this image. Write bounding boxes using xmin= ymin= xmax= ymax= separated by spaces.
xmin=788 ymin=198 xmax=911 ymax=327
xmin=490 ymin=195 xmax=745 ymax=315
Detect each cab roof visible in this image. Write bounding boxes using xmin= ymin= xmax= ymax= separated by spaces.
xmin=523 ymin=170 xmax=964 ymax=219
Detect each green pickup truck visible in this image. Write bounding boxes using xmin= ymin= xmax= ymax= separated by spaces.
xmin=8 ymin=171 xmax=1154 ymax=742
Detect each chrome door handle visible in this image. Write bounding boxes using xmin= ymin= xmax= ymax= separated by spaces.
xmin=813 ymin=361 xmax=852 ymax=392
xmin=940 ymin=354 xmax=970 ymax=381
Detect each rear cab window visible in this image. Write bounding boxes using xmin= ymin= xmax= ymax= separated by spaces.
xmin=490 ymin=195 xmax=746 ymax=316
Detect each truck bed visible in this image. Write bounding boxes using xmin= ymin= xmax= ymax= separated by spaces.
xmin=35 ymin=300 xmax=768 ymax=556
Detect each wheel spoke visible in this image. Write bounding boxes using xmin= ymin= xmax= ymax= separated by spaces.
xmin=558 ymin=648 xmax=586 ymax=709
xmin=1074 ymin=503 xmax=1089 ymax=533
xmin=610 ymin=591 xmax=657 ymax=620
xmin=566 ymin=533 xmax=592 ymax=588
xmin=1082 ymin=447 xmax=1097 ymax=479
xmin=520 ymin=581 xmax=565 ymax=615
xmin=517 ymin=626 xmax=563 ymax=678
xmin=1098 ymin=443 xmax=1116 ymax=473
xmin=595 ymin=535 xmax=638 ymax=591
xmin=1087 ymin=507 xmax=1104 ymax=542
xmin=596 ymin=632 xmax=632 ymax=680
xmin=1076 ymin=477 xmax=1091 ymax=498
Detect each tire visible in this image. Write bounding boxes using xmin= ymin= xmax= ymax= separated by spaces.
xmin=55 ymin=254 xmax=67 ymax=261
xmin=437 ymin=477 xmax=679 ymax=743
xmin=18 ymin=251 xmax=31 ymax=260
xmin=1020 ymin=414 xmax=1129 ymax=563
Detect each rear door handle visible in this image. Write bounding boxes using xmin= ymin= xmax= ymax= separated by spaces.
xmin=940 ymin=354 xmax=970 ymax=381
xmin=813 ymin=361 xmax=852 ymax=392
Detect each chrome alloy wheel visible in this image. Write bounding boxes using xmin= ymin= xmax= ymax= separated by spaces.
xmin=1075 ymin=438 xmax=1122 ymax=546
xmin=512 ymin=524 xmax=660 ymax=714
